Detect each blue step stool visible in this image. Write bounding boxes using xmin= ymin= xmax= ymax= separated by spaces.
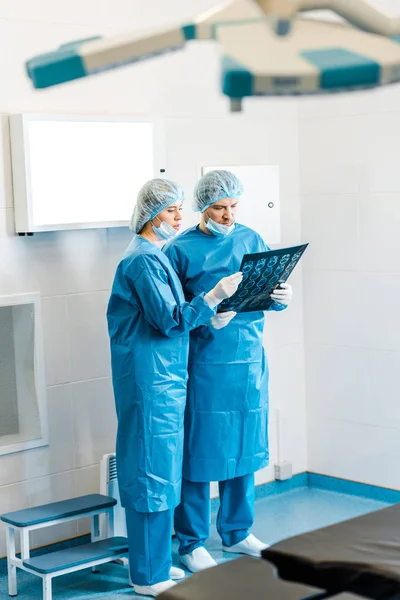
xmin=22 ymin=537 xmax=128 ymax=574
xmin=1 ymin=494 xmax=128 ymax=600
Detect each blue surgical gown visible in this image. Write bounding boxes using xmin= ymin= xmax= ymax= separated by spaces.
xmin=164 ymin=224 xmax=286 ymax=482
xmin=107 ymin=235 xmax=215 ymax=512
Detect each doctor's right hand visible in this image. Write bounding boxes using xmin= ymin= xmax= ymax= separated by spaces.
xmin=204 ymin=272 xmax=242 ymax=308
xmin=211 ymin=272 xmax=243 ymax=302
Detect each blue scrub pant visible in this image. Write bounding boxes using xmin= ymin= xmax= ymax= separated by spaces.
xmin=125 ymin=507 xmax=173 ymax=586
xmin=174 ymin=474 xmax=255 ymax=556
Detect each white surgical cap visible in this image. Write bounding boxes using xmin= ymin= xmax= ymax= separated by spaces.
xmin=194 ymin=170 xmax=244 ymax=212
xmin=130 ymin=178 xmax=184 ymax=233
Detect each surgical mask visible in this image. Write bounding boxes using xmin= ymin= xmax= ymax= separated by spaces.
xmin=152 ymin=218 xmax=178 ymax=241
xmin=205 ymin=214 xmax=235 ymax=237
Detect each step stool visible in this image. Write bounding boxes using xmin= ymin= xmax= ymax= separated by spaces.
xmin=1 ymin=493 xmax=129 ymax=600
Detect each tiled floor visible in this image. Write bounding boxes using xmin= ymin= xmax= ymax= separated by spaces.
xmin=0 ymin=487 xmax=389 ymax=599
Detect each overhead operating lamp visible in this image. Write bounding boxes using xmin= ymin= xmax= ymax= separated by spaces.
xmin=26 ymin=0 xmax=400 ymax=111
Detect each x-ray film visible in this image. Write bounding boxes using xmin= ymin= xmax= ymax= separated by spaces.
xmin=218 ymin=244 xmax=309 ymax=313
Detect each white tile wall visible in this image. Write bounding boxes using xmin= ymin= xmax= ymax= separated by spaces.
xmin=305 ymin=344 xmax=371 ymax=424
xmin=41 ymin=297 xmax=71 ymax=386
xmin=308 ymin=417 xmax=400 ymax=490
xmin=300 ymin=97 xmax=400 ymax=488
xmin=74 ymin=465 xmax=101 ymax=497
xmin=298 ymin=116 xmax=362 ymax=195
xmin=71 ymin=378 xmax=117 ymax=469
xmin=268 ymin=344 xmax=306 ymax=418
xmin=279 ymin=195 xmax=302 ymax=247
xmin=303 ymin=270 xmax=364 ymax=347
xmin=358 ymin=112 xmax=400 ymax=194
xmin=280 ymin=416 xmax=308 ymax=475
xmin=360 ymin=272 xmax=400 ymax=352
xmin=67 ymin=292 xmax=111 ymax=382
xmin=304 ymin=269 xmax=400 ymax=351
xmin=0 ymin=230 xmax=112 ymax=297
xmin=301 ymin=194 xmax=359 ymax=271
xmin=359 ymin=193 xmax=400 ymax=272
xmin=368 ymin=350 xmax=400 ymax=430
xmin=0 ymin=206 xmax=14 ymax=236
xmin=105 ymin=227 xmax=133 ymax=284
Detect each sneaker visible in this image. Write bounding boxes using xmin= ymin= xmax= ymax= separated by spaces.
xmin=180 ymin=547 xmax=217 ymax=573
xmin=170 ymin=566 xmax=185 ymax=580
xmin=133 ymin=579 xmax=176 ymax=597
xmin=129 ymin=567 xmax=184 ymax=588
xmin=223 ymin=534 xmax=269 ymax=557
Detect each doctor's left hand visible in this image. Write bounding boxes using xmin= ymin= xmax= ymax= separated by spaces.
xmin=210 ymin=311 xmax=237 ymax=330
xmin=270 ymin=282 xmax=293 ymax=306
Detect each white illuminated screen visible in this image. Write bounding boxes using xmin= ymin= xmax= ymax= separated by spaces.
xmin=26 ymin=120 xmax=155 ymax=227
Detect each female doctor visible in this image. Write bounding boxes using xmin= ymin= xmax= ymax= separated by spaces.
xmin=107 ymin=178 xmax=242 ymax=597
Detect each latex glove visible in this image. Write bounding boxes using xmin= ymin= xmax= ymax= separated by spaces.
xmin=270 ymin=282 xmax=293 ymax=306
xmin=204 ymin=272 xmax=243 ymax=308
xmin=210 ymin=311 xmax=237 ymax=330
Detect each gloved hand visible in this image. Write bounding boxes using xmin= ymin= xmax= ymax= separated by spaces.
xmin=270 ymin=282 xmax=293 ymax=306
xmin=204 ymin=272 xmax=243 ymax=308
xmin=210 ymin=311 xmax=237 ymax=330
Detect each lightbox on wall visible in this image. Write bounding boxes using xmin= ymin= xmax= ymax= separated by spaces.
xmin=10 ymin=113 xmax=166 ymax=234
xmin=201 ymin=165 xmax=280 ymax=245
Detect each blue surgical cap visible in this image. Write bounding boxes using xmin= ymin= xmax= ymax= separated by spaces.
xmin=194 ymin=170 xmax=244 ymax=212
xmin=130 ymin=178 xmax=184 ymax=233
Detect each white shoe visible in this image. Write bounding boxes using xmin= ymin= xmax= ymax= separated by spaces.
xmin=180 ymin=547 xmax=217 ymax=573
xmin=170 ymin=566 xmax=185 ymax=580
xmin=133 ymin=579 xmax=176 ymax=597
xmin=129 ymin=568 xmax=184 ymax=588
xmin=223 ymin=534 xmax=269 ymax=557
